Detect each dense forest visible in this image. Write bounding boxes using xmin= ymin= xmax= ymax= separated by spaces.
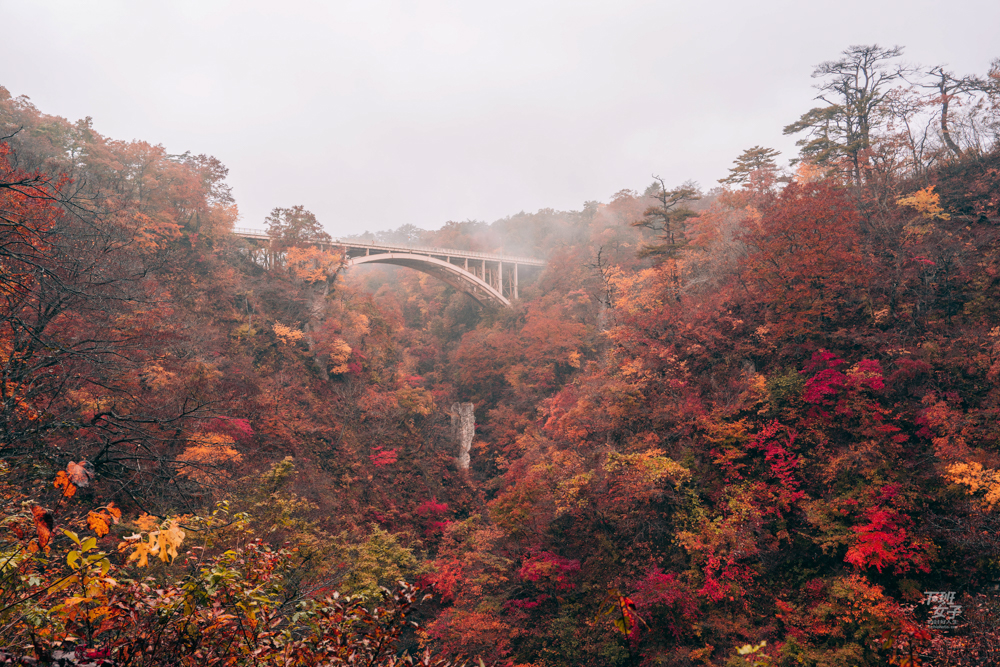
xmin=2 ymin=44 xmax=1000 ymax=666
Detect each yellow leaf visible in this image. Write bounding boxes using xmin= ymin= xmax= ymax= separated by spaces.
xmin=327 ymin=338 xmax=353 ymax=374
xmin=897 ymin=186 xmax=950 ymax=220
xmin=164 ymin=520 xmax=185 ymax=561
xmin=945 ymin=461 xmax=1000 ymax=509
xmin=152 ymin=520 xmax=186 ymax=563
xmin=127 ymin=542 xmax=151 ymax=568
xmin=273 ymin=322 xmax=305 ymax=344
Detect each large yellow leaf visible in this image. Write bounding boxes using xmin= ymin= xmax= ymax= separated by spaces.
xmin=127 ymin=541 xmax=152 ymax=568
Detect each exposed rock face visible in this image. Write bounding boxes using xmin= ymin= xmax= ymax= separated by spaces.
xmin=451 ymin=402 xmax=475 ymax=470
xmin=305 ymin=280 xmax=331 ymax=381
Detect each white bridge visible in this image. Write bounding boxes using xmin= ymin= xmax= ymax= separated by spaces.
xmin=234 ymin=228 xmax=545 ymax=307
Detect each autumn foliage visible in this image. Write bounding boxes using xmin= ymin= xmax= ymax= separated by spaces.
xmin=3 ymin=45 xmax=1000 ymax=667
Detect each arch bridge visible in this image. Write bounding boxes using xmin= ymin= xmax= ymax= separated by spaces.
xmin=234 ymin=228 xmax=545 ymax=307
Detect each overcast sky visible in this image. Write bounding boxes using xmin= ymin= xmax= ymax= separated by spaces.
xmin=2 ymin=0 xmax=998 ymax=237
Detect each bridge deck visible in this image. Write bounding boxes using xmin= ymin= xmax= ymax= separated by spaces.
xmin=232 ymin=228 xmax=545 ymax=266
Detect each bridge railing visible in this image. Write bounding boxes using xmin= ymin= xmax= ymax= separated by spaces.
xmin=233 ymin=227 xmax=270 ymax=238
xmin=232 ymin=228 xmax=545 ymax=266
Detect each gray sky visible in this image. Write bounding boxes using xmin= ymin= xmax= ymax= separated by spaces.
xmin=2 ymin=0 xmax=998 ymax=237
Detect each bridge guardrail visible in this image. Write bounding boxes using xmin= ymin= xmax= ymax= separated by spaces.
xmin=232 ymin=228 xmax=545 ymax=265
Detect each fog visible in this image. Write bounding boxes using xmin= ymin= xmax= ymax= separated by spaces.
xmin=2 ymin=0 xmax=997 ymax=236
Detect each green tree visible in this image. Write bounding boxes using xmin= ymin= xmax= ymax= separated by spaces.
xmin=783 ymin=44 xmax=904 ymax=183
xmin=629 ymin=176 xmax=700 ymax=303
xmin=719 ymin=146 xmax=782 ymax=185
xmin=630 ymin=176 xmax=700 ymax=261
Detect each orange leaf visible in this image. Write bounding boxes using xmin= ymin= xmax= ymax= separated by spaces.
xmin=31 ymin=505 xmax=53 ymax=549
xmin=54 ymin=471 xmax=77 ymax=498
xmin=105 ymin=502 xmax=122 ymax=523
xmin=87 ymin=511 xmax=110 ymax=537
xmin=88 ymin=605 xmax=111 ymax=622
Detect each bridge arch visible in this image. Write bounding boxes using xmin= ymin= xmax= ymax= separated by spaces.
xmin=233 ymin=228 xmax=544 ymax=307
xmin=346 ymin=253 xmax=509 ymax=307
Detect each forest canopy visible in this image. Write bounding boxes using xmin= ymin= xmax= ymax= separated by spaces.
xmin=1 ymin=44 xmax=1000 ymax=666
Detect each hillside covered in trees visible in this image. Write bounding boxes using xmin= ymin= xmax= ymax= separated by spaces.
xmin=2 ymin=45 xmax=1000 ymax=666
